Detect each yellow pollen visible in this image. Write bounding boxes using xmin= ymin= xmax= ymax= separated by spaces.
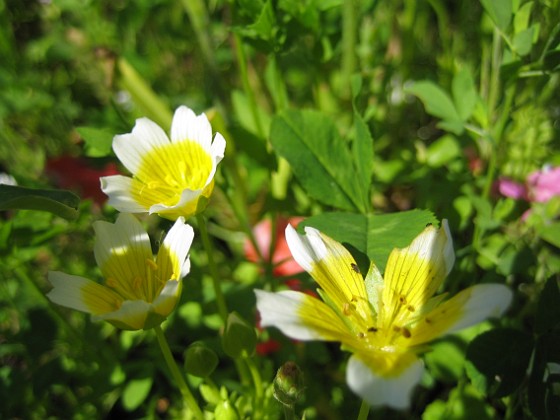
xmin=133 ymin=277 xmax=142 ymax=290
xmin=146 ymin=259 xmax=158 ymax=270
xmin=402 ymin=327 xmax=411 ymax=338
xmin=106 ymin=278 xmax=118 ymax=288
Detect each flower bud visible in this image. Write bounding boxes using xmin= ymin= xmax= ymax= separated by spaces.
xmin=221 ymin=311 xmax=257 ymax=358
xmin=273 ymin=361 xmax=304 ymax=407
xmin=184 ymin=341 xmax=218 ymax=378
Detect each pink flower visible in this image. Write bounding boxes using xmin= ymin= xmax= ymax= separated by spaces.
xmin=498 ymin=166 xmax=560 ymax=204
xmin=244 ymin=217 xmax=305 ymax=278
xmin=526 ymin=167 xmax=560 ymax=203
xmin=497 ymin=178 xmax=527 ymax=200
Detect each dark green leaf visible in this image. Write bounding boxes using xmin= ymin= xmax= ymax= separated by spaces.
xmin=465 ymin=328 xmax=533 ymax=397
xmin=0 ymin=185 xmax=79 ymax=220
xmin=301 ymin=209 xmax=437 ymax=272
xmin=528 ymin=332 xmax=560 ymax=419
xmin=270 ymin=109 xmax=365 ymax=212
xmin=536 ymin=277 xmax=560 ymax=334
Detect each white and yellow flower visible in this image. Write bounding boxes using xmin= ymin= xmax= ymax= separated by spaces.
xmin=100 ymin=106 xmax=226 ymax=220
xmin=255 ymin=221 xmax=512 ymax=409
xmin=47 ymin=213 xmax=193 ymax=330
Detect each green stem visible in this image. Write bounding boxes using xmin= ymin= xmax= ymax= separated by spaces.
xmin=233 ymin=32 xmax=265 ymax=138
xmin=245 ymin=356 xmax=264 ymax=401
xmin=341 ymin=0 xmax=357 ymax=98
xmin=357 ymin=399 xmax=370 ymax=420
xmin=283 ymin=404 xmax=296 ymax=420
xmin=154 ymin=325 xmax=204 ymax=419
xmin=196 ymin=214 xmax=228 ymax=323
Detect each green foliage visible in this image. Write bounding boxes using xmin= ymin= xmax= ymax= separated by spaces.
xmin=1 ymin=0 xmax=560 ymax=418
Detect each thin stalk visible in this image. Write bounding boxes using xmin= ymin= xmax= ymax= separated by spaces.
xmin=357 ymin=399 xmax=370 ymax=420
xmin=283 ymin=404 xmax=296 ymax=420
xmin=233 ymin=32 xmax=265 ymax=138
xmin=154 ymin=326 xmax=203 ymax=419
xmin=341 ymin=0 xmax=357 ymax=98
xmin=245 ymin=356 xmax=264 ymax=401
xmin=196 ymin=214 xmax=228 ymax=323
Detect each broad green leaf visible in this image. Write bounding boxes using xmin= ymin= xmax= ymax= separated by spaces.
xmin=513 ymin=1 xmax=533 ymax=33
xmin=405 ymin=81 xmax=463 ymax=134
xmin=480 ymin=0 xmax=512 ymax=32
xmin=0 ymin=185 xmax=79 ymax=220
xmin=452 ymin=68 xmax=477 ymax=121
xmin=536 ymin=277 xmax=560 ymax=335
xmin=122 ymin=377 xmax=153 ymax=410
xmin=301 ymin=209 xmax=437 ymax=272
xmin=426 ymin=135 xmax=461 ymax=168
xmin=76 ymin=126 xmax=114 ymax=158
xmin=238 ymin=0 xmax=276 ymax=42
xmin=270 ymin=109 xmax=365 ymax=212
xmin=465 ymin=328 xmax=533 ymax=398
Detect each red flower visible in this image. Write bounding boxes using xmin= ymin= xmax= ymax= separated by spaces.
xmin=244 ymin=217 xmax=305 ymax=278
xmin=45 ymin=155 xmax=119 ymax=205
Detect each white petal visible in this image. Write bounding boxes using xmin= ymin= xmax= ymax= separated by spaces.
xmin=149 ymin=188 xmax=202 ymax=215
xmin=255 ymin=290 xmax=325 ymax=340
xmin=161 ymin=217 xmax=194 ymax=271
xmin=93 ymin=213 xmax=152 ymax=270
xmin=47 ymin=271 xmax=121 ymax=315
xmin=346 ymin=355 xmax=424 ymax=410
xmin=445 ymin=283 xmax=512 ymax=334
xmin=170 ymin=106 xmax=212 ymax=151
xmin=100 ymin=175 xmax=148 ymax=213
xmin=406 ymin=219 xmax=455 ymax=275
xmin=113 ymin=118 xmax=170 ymax=174
xmin=203 ymin=132 xmax=227 ymax=186
xmin=151 ymin=280 xmax=181 ymax=316
xmin=284 ymin=224 xmax=317 ymax=272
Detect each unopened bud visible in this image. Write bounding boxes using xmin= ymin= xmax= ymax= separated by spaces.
xmin=273 ymin=361 xmax=304 ymax=407
xmin=221 ymin=311 xmax=257 ymax=358
xmin=184 ymin=341 xmax=218 ymax=378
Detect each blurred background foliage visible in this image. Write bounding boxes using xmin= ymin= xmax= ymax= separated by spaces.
xmin=2 ymin=0 xmax=560 ymax=418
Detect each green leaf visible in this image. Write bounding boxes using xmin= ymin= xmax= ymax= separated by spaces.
xmin=423 ymin=384 xmax=495 ymax=420
xmin=465 ymin=328 xmax=533 ymax=398
xmin=426 ymin=135 xmax=461 ymax=168
xmin=513 ymin=1 xmax=533 ymax=33
xmin=0 ymin=185 xmax=79 ymax=220
xmin=301 ymin=209 xmax=437 ymax=272
xmin=480 ymin=0 xmax=512 ymax=32
xmin=122 ymin=377 xmax=153 ymax=411
xmin=536 ymin=277 xmax=560 ymax=335
xmin=538 ymin=221 xmax=560 ymax=248
xmin=452 ymin=68 xmax=477 ymax=121
xmin=513 ymin=27 xmax=535 ymax=56
xmin=405 ymin=81 xmax=463 ymax=134
xmin=76 ymin=126 xmax=114 ymax=157
xmin=270 ymin=109 xmax=365 ymax=212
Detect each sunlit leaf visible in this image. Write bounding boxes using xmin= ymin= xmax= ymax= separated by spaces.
xmin=301 ymin=209 xmax=436 ymax=271
xmin=270 ymin=109 xmax=366 ymax=212
xmin=480 ymin=0 xmax=512 ymax=32
xmin=77 ymin=126 xmax=114 ymax=158
xmin=122 ymin=377 xmax=153 ymax=411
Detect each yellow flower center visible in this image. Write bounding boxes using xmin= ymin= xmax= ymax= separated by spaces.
xmin=131 ymin=140 xmax=213 ymax=208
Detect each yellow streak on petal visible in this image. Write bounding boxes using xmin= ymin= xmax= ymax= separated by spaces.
xmin=354 ymin=348 xmax=419 ymax=378
xmin=297 ymin=293 xmax=361 ymax=347
xmin=379 ymin=224 xmax=449 ymax=329
xmin=309 ymin=232 xmax=374 ymax=328
xmin=80 ymin=281 xmax=123 ymax=315
xmin=131 ymin=140 xmax=213 ymax=209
